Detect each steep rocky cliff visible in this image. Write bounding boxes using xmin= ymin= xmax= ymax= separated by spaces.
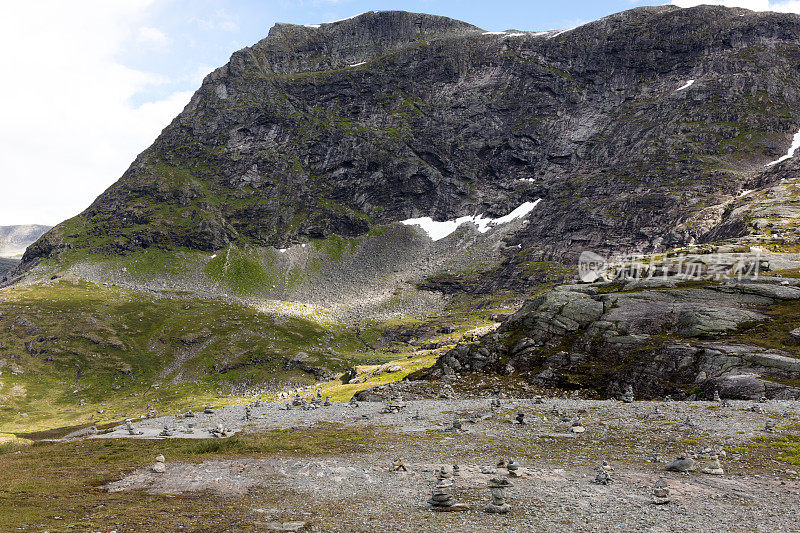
xmin=18 ymin=5 xmax=800 ymax=276
xmin=414 ymin=276 xmax=800 ymax=400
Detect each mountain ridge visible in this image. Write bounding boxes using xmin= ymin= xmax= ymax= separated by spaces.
xmin=15 ymin=5 xmax=800 ymax=283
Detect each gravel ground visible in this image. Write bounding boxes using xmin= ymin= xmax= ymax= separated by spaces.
xmin=92 ymin=398 xmax=800 ymax=532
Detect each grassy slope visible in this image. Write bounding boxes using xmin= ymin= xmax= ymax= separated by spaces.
xmin=0 ymin=280 xmax=376 ymax=434
xmin=0 ymin=272 xmax=519 ymax=434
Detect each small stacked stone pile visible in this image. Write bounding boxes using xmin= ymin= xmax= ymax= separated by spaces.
xmin=158 ymin=425 xmax=173 ymax=437
xmin=349 ymin=397 xmax=359 ymax=408
xmin=702 ymin=454 xmax=724 ymax=475
xmin=152 ymin=454 xmax=166 ymax=474
xmin=765 ymin=420 xmax=776 ymax=432
xmin=515 ymin=412 xmax=526 ymax=425
xmin=323 ymin=396 xmax=331 ymax=407
xmin=621 ymin=385 xmax=634 ymax=404
xmin=203 ymin=406 xmax=214 ymax=414
xmin=292 ymin=394 xmax=303 ymax=407
xmin=185 ymin=410 xmax=196 ymax=418
xmin=428 ymin=466 xmax=468 ymax=511
xmin=713 ymin=389 xmax=721 ymax=402
xmin=490 ymin=398 xmax=501 ymax=411
xmin=571 ymin=418 xmax=585 ymax=433
xmin=383 ymin=396 xmax=406 ymax=414
xmin=483 ymin=477 xmax=512 ymax=514
xmin=210 ymin=424 xmax=231 ymax=438
xmin=125 ymin=421 xmax=142 ymax=436
xmin=594 ymin=461 xmax=614 ymax=485
xmin=651 ymin=477 xmax=670 ymax=505
xmin=507 ymin=460 xmax=522 ymax=478
xmin=311 ymin=390 xmax=323 ymax=407
xmin=244 ymin=406 xmax=252 ymax=421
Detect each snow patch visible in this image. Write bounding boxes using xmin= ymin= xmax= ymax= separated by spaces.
xmin=402 ymin=199 xmax=542 ymax=241
xmin=738 ymin=189 xmax=754 ymax=198
xmin=766 ymin=127 xmax=800 ymax=167
xmin=518 ymin=177 xmax=536 ymax=182
xmin=481 ymin=31 xmax=526 ymax=38
xmin=304 ymin=24 xmax=321 ymax=29
xmin=675 ymin=80 xmax=695 ymax=92
xmin=279 ymin=248 xmax=287 ymax=253
xmin=349 ymin=62 xmax=366 ymax=68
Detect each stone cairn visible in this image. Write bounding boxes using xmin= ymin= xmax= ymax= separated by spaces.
xmin=453 ymin=464 xmax=460 ymax=477
xmin=152 ymin=454 xmax=166 ymax=474
xmin=428 ymin=466 xmax=468 ymax=511
xmin=515 ymin=412 xmax=526 ymax=425
xmin=349 ymin=397 xmax=359 ymax=408
xmin=323 ymin=395 xmax=331 ymax=407
xmin=185 ymin=410 xmax=196 ymax=418
xmin=490 ymin=398 xmax=502 ymax=411
xmin=483 ymin=477 xmax=512 ymax=514
xmin=594 ymin=460 xmax=614 ymax=484
xmin=203 ymin=406 xmax=214 ymax=414
xmin=311 ymin=390 xmax=323 ymax=407
xmin=571 ymin=417 xmax=586 ymax=433
xmin=158 ymin=425 xmax=173 ymax=437
xmin=392 ymin=458 xmax=407 ymax=472
xmin=765 ymin=420 xmax=776 ymax=432
xmin=210 ymin=424 xmax=231 ymax=438
xmin=621 ymin=385 xmax=635 ymax=404
xmin=292 ymin=394 xmax=303 ymax=407
xmin=651 ymin=477 xmax=670 ymax=505
xmin=383 ymin=396 xmax=406 ymax=414
xmin=244 ymin=406 xmax=252 ymax=421
xmin=507 ymin=460 xmax=522 ymax=478
xmin=125 ymin=421 xmax=142 ymax=436
xmin=713 ymin=389 xmax=721 ymax=402
xmin=702 ymin=454 xmax=724 ymax=475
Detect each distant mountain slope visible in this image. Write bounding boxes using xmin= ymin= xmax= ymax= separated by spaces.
xmin=0 ymin=257 xmax=17 ymax=277
xmin=0 ymin=224 xmax=51 ymax=259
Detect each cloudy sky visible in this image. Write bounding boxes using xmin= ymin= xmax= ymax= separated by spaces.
xmin=1 ymin=0 xmax=798 ymax=226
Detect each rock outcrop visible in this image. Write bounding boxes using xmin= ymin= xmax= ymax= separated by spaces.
xmin=414 ymin=277 xmax=800 ymax=399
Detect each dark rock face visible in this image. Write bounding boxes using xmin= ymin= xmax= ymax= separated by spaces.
xmin=19 ymin=6 xmax=800 ymax=268
xmin=414 ymin=280 xmax=800 ymax=400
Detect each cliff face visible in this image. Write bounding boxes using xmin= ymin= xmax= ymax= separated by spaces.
xmin=19 ymin=6 xmax=800 ymax=271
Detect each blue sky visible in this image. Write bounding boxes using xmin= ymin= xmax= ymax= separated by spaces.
xmin=0 ymin=0 xmax=789 ymax=225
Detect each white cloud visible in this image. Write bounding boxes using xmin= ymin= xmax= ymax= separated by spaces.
xmin=0 ymin=1 xmax=191 ymax=226
xmin=189 ymin=9 xmax=240 ymax=32
xmin=672 ymin=0 xmax=800 ymax=12
xmin=137 ymin=26 xmax=172 ymax=48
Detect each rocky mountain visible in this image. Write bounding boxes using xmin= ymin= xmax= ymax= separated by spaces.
xmin=0 ymin=225 xmax=50 ymax=276
xmin=17 ymin=5 xmax=800 ymax=276
xmin=4 ymin=5 xmax=800 ymax=429
xmin=0 ymin=225 xmax=50 ymax=259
